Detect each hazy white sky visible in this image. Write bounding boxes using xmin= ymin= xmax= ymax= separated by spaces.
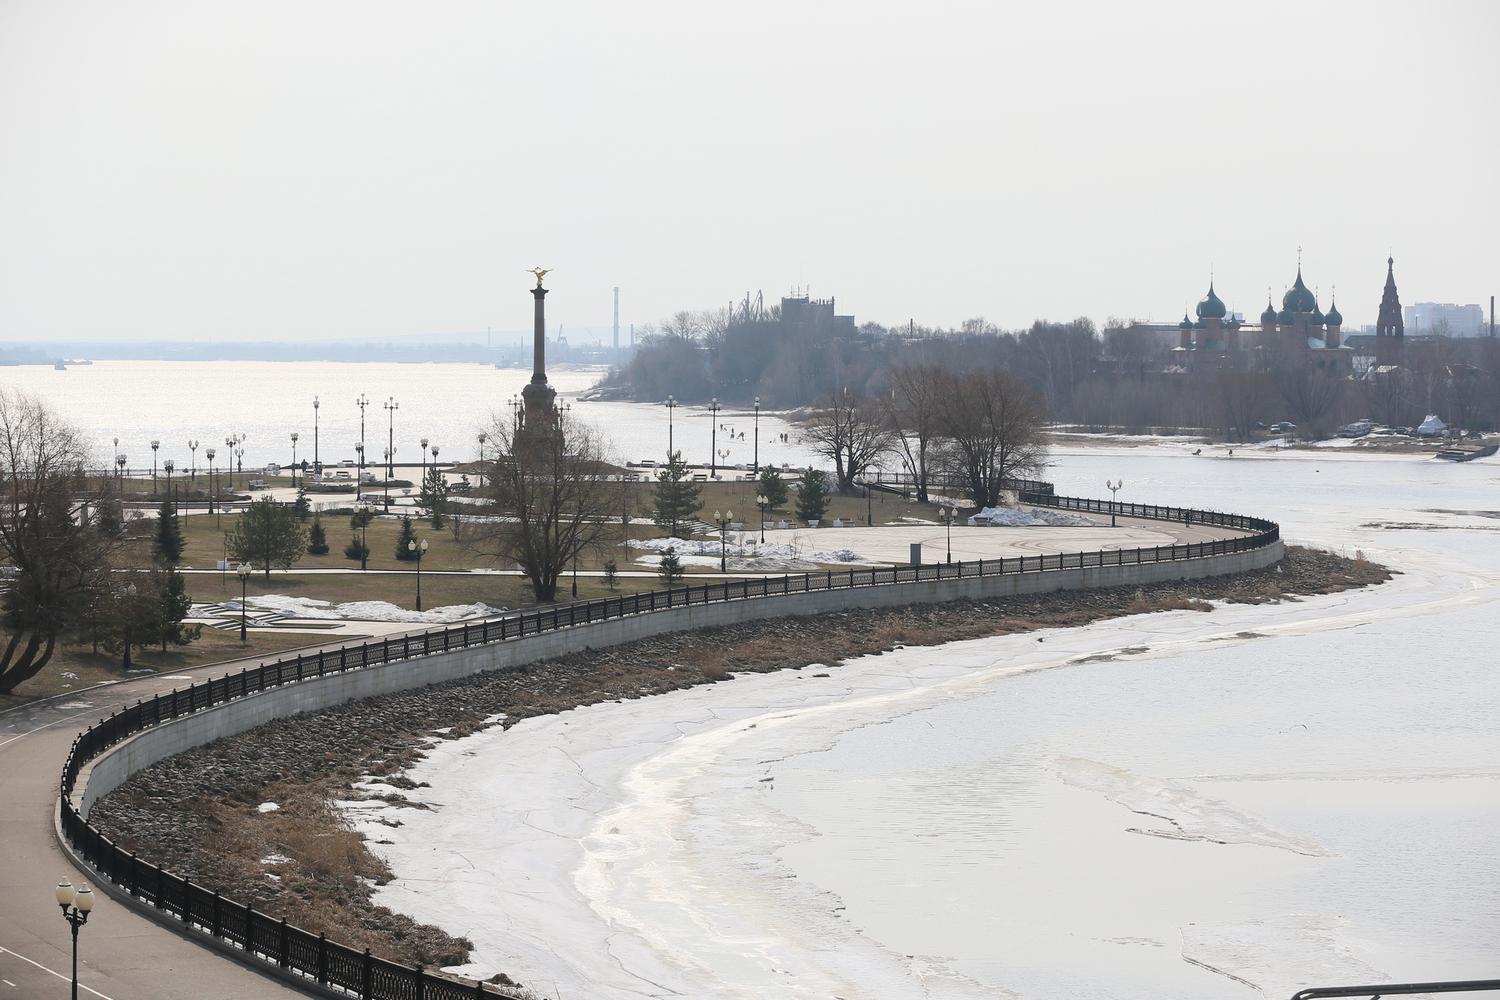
xmin=1 ymin=0 xmax=1495 ymax=341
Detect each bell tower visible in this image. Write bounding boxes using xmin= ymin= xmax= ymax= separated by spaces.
xmin=1375 ymin=256 xmax=1403 ymax=365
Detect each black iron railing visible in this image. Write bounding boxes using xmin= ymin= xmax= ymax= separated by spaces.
xmin=59 ymin=492 xmax=1280 ymax=999
xmin=1291 ymin=979 xmax=1500 ymax=999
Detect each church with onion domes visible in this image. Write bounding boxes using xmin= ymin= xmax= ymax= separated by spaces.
xmin=1160 ymin=257 xmax=1360 ymax=375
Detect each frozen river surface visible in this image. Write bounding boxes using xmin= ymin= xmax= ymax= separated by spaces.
xmin=350 ymin=446 xmax=1500 ymax=999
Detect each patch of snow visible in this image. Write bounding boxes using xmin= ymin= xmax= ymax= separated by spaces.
xmin=239 ymin=594 xmax=504 ymax=624
xmin=627 ymin=536 xmax=878 ymax=572
xmin=261 ymin=853 xmax=292 ymax=866
xmin=256 ymin=802 xmax=280 ymax=813
xmin=60 ymin=671 xmax=78 ymax=680
xmin=968 ymin=507 xmax=1097 ymax=527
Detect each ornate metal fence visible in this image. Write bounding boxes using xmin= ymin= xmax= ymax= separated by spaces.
xmin=59 ymin=492 xmax=1279 ymax=998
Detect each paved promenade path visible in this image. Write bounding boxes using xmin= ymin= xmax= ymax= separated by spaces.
xmin=0 ymin=633 xmax=398 ymax=999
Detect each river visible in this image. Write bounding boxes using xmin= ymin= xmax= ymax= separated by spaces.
xmin=345 ymin=443 xmax=1500 ymax=999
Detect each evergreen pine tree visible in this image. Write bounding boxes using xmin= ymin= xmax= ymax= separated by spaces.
xmin=394 ymin=514 xmax=419 ymax=561
xmin=794 ymin=466 xmax=830 ymax=524
xmin=652 ymin=451 xmax=702 ymax=539
xmin=657 ymin=547 xmax=685 ymax=584
xmin=344 ymin=532 xmax=369 ymax=563
xmin=419 ymin=466 xmax=449 ymax=529
xmin=604 ymin=558 xmax=618 ymax=591
xmin=293 ymin=486 xmax=311 ymax=522
xmin=757 ymin=467 xmax=789 ymax=508
xmin=157 ymin=569 xmax=199 ymax=651
xmin=307 ymin=513 xmax=329 ymax=554
xmin=224 ymin=496 xmax=307 ymax=579
xmin=153 ymin=497 xmax=185 ymax=565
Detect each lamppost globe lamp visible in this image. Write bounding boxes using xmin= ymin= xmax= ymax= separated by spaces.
xmin=408 ymin=537 xmax=428 ymax=611
xmin=756 ymin=493 xmax=769 ymax=543
xmin=1106 ymin=479 xmax=1124 ymax=527
xmin=236 ymin=563 xmax=252 ymax=643
xmin=56 ymin=878 xmax=95 ymax=1000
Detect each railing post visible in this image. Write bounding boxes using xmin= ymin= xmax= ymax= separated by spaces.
xmin=211 ymin=890 xmax=221 ymax=937
xmin=415 ymin=963 xmax=426 ymax=1000
xmin=317 ymin=932 xmax=328 ymax=984
xmin=279 ymin=917 xmax=290 ymax=967
xmin=362 ymin=948 xmax=373 ymax=1000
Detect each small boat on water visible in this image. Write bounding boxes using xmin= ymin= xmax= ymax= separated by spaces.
xmin=1435 ymin=443 xmax=1498 ymax=462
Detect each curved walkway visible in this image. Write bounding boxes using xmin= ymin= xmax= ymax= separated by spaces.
xmin=0 ymin=631 xmax=433 ymax=1000
xmin=5 ymin=499 xmax=1272 ymax=1000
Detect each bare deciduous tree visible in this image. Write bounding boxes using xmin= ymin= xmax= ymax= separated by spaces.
xmin=465 ymin=410 xmax=624 ymax=603
xmin=0 ymin=391 xmax=120 ymax=693
xmin=801 ymin=388 xmax=894 ymax=493
xmin=934 ymin=370 xmax=1047 ymax=506
xmin=884 ymin=364 xmax=943 ymax=502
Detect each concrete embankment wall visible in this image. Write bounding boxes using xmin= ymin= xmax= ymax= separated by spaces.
xmin=76 ymin=540 xmax=1281 ymax=818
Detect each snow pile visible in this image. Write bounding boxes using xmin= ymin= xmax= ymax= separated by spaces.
xmin=256 ymin=802 xmax=280 ymax=813
xmin=627 ymin=537 xmax=877 ymax=571
xmin=237 ymin=594 xmax=504 ymax=624
xmin=968 ymin=507 xmax=1097 ymax=527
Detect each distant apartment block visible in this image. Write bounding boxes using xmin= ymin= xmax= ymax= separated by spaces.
xmin=1404 ymin=301 xmax=1485 ymax=336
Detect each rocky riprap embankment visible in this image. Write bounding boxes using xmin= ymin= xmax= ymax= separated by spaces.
xmin=87 ymin=545 xmax=1390 ymax=982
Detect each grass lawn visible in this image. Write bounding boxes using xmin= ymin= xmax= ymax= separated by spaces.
xmin=0 ymin=629 xmax=336 ymax=712
xmin=621 ymin=477 xmax=951 ymax=527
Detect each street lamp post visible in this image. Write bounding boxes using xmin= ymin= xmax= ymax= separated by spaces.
xmin=312 ymin=395 xmax=320 ymax=473
xmin=756 ymin=493 xmax=768 ymax=543
xmin=290 ymin=433 xmax=299 ymax=487
xmin=55 ymin=879 xmax=95 ymax=1000
xmin=236 ymin=563 xmax=252 ymax=643
xmin=708 ymin=398 xmax=722 ymax=476
xmin=359 ymin=503 xmax=370 ymax=571
xmin=1106 ymin=479 xmax=1124 ymax=527
xmin=714 ymin=509 xmax=733 ymax=572
xmin=224 ymin=436 xmax=235 ymax=490
xmin=665 ymin=395 xmax=677 ymax=457
xmin=163 ymin=459 xmax=174 ymax=501
xmin=408 ymin=537 xmax=428 ymax=611
xmin=383 ymin=448 xmax=393 ymax=505
xmin=753 ymin=396 xmax=761 ymax=476
xmin=476 ymin=433 xmax=487 ymax=489
xmin=115 ymin=453 xmax=126 ymax=485
xmin=942 ymin=505 xmax=956 ymax=563
xmin=866 ymin=484 xmax=872 ymax=526
xmin=420 ymin=437 xmax=429 ymax=492
xmin=717 ymin=448 xmax=730 ymax=477
xmin=235 ymin=446 xmax=244 ymax=487
xmin=356 ymin=393 xmax=369 ymax=482
xmin=150 ymin=440 xmax=160 ymax=494
xmin=205 ymin=448 xmax=217 ymax=523
xmin=354 ymin=441 xmax=365 ymax=502
xmin=188 ymin=439 xmax=199 ymax=485
xmin=383 ymin=397 xmax=398 ymax=478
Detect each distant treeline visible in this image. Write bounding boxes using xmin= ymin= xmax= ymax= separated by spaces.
xmin=603 ymin=306 xmax=1500 ymax=437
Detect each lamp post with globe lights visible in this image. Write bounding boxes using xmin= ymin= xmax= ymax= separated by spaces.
xmin=383 ymin=397 xmax=398 ymax=478
xmin=408 ymin=537 xmax=428 ymax=610
xmin=714 ymin=509 xmax=733 ymax=572
xmin=420 ymin=437 xmax=429 ymax=489
xmin=1106 ymin=479 xmax=1124 ymax=527
xmin=115 ymin=453 xmax=126 ymax=485
xmin=150 ymin=440 xmax=160 ymax=494
xmin=237 ymin=563 xmax=252 ymax=642
xmin=290 ymin=433 xmax=299 ymax=487
xmin=756 ymin=493 xmax=768 ymax=543
xmin=205 ymin=448 xmax=217 ymax=522
xmin=163 ymin=459 xmax=175 ymax=501
xmin=708 ymin=398 xmax=722 ymax=475
xmin=312 ymin=395 xmax=320 ymax=473
xmin=941 ymin=505 xmax=957 ymax=563
xmin=354 ymin=442 xmax=365 ymax=502
xmin=55 ymin=879 xmax=95 ymax=1000
xmin=753 ymin=396 xmax=761 ymax=475
xmin=665 ymin=395 xmax=677 ymax=456
xmin=476 ymin=432 xmax=487 ymax=488
xmin=188 ymin=439 xmax=199 ymax=485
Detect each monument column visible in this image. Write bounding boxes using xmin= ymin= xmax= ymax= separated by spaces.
xmin=521 ymin=268 xmax=557 ymax=425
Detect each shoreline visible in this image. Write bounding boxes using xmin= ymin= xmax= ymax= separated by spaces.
xmin=87 ymin=546 xmax=1389 ymax=994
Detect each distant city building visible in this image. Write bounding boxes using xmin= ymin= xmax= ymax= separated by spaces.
xmin=1403 ymin=301 xmax=1486 ymax=337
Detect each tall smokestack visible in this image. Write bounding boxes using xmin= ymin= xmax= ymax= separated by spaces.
xmin=613 ymin=286 xmax=620 ymax=350
xmin=1491 ymin=294 xmax=1495 ymax=337
xmin=630 ymin=323 xmax=635 ymax=349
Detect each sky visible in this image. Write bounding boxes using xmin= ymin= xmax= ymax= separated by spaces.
xmin=1 ymin=0 xmax=1496 ymax=342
